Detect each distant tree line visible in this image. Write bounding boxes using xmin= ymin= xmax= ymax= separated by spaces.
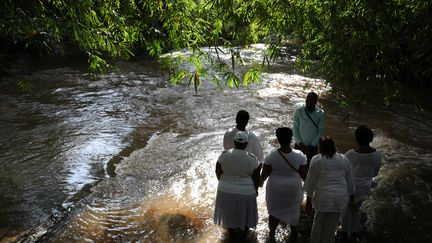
xmin=1 ymin=0 xmax=431 ymax=106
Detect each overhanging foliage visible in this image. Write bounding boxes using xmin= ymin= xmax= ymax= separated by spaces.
xmin=1 ymin=0 xmax=431 ymax=105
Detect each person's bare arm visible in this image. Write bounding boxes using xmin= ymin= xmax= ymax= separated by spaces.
xmin=215 ymin=162 xmax=223 ymax=180
xmin=252 ymin=164 xmax=262 ymax=196
xmin=298 ymin=164 xmax=308 ymax=181
xmin=260 ymin=164 xmax=272 ymax=187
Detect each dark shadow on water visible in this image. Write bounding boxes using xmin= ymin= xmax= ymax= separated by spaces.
xmin=218 ymin=229 xmax=259 ymax=243
xmin=106 ymin=131 xmax=152 ymax=177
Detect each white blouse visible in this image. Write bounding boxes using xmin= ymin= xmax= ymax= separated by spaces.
xmin=344 ymin=149 xmax=382 ymax=193
xmin=303 ymin=153 xmax=355 ymax=212
xmin=217 ymin=149 xmax=260 ymax=195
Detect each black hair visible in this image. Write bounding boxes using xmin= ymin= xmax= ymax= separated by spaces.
xmin=234 ymin=141 xmax=248 ymax=150
xmin=306 ymin=92 xmax=318 ymax=109
xmin=355 ymin=125 xmax=374 ymax=146
xmin=236 ymin=110 xmax=250 ymax=127
xmin=319 ymin=136 xmax=336 ymax=158
xmin=276 ymin=127 xmax=293 ymax=145
xmin=307 ymin=92 xmax=318 ymax=100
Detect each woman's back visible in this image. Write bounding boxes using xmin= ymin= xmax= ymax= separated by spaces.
xmin=265 ymin=149 xmax=305 ymax=178
xmin=304 ymin=153 xmax=355 ymax=212
xmin=217 ymin=149 xmax=259 ymax=195
xmin=345 ymin=149 xmax=382 ymax=190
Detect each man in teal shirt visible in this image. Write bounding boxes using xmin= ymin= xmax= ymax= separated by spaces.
xmin=292 ymin=92 xmax=325 ymax=166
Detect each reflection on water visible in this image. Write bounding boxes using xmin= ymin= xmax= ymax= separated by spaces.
xmin=64 ymin=138 xmax=121 ymax=191
xmin=1 ymin=46 xmax=431 ymax=242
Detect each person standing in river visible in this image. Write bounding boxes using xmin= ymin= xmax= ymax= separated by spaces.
xmin=304 ymin=136 xmax=355 ymax=243
xmin=292 ymin=92 xmax=325 ymax=167
xmin=260 ymin=127 xmax=308 ymax=242
xmin=224 ymin=110 xmax=264 ymax=163
xmin=340 ymin=125 xmax=382 ymax=241
xmin=214 ymin=131 xmax=261 ymax=242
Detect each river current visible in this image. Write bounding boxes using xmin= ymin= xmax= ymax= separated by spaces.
xmin=0 ymin=45 xmax=431 ymax=242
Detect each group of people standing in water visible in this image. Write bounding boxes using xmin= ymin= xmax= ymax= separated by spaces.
xmin=213 ymin=92 xmax=382 ymax=243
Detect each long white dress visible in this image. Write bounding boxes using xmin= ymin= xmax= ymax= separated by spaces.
xmin=264 ymin=149 xmax=306 ymax=225
xmin=303 ymin=153 xmax=356 ymax=243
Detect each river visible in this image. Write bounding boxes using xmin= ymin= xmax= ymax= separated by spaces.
xmin=0 ymin=45 xmax=431 ymax=242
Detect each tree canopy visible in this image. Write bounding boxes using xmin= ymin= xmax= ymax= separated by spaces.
xmin=1 ymin=0 xmax=431 ymax=106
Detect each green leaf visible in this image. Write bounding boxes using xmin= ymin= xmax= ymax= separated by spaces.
xmin=211 ymin=75 xmax=225 ymax=91
xmin=17 ymin=79 xmax=33 ymax=92
xmin=243 ymin=68 xmax=261 ymax=86
xmin=225 ymin=72 xmax=240 ymax=88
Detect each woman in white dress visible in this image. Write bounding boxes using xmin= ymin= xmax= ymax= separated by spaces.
xmin=341 ymin=125 xmax=382 ymax=240
xmin=304 ymin=137 xmax=355 ymax=243
xmin=214 ymin=131 xmax=261 ymax=241
xmin=260 ymin=127 xmax=308 ymax=242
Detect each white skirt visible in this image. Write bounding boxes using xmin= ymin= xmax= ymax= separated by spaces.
xmin=214 ymin=191 xmax=258 ymax=230
xmin=266 ymin=176 xmax=303 ymax=225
